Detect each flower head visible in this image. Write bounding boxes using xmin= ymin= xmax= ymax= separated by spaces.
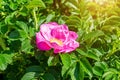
xmin=36 ymin=22 xmax=79 ymax=54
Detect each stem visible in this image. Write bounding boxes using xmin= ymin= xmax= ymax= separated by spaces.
xmin=33 ymin=8 xmax=38 ymax=30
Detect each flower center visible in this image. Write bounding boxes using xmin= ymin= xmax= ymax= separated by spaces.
xmin=50 ymin=38 xmax=63 ymax=46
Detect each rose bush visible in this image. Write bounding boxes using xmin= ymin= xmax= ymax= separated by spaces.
xmin=36 ymin=22 xmax=79 ymax=53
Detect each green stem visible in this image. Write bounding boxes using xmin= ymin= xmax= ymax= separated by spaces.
xmin=33 ymin=8 xmax=38 ymax=30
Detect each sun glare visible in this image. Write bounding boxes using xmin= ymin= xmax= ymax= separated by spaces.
xmin=87 ymin=0 xmax=115 ymax=5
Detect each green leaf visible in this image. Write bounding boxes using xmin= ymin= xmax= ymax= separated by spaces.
xmin=46 ymin=13 xmax=55 ymax=23
xmin=44 ymin=0 xmax=53 ymax=4
xmin=18 ymin=30 xmax=28 ymax=38
xmin=0 ymin=54 xmax=13 ymax=71
xmin=0 ymin=55 xmax=7 ymax=70
xmin=9 ymin=40 xmax=21 ymax=52
xmin=112 ymin=75 xmax=118 ymax=80
xmin=47 ymin=55 xmax=59 ymax=66
xmin=27 ymin=0 xmax=46 ymax=8
xmin=9 ymin=2 xmax=18 ymax=10
xmin=21 ymin=72 xmax=36 ymax=80
xmin=80 ymin=58 xmax=93 ymax=78
xmin=87 ymin=51 xmax=100 ymax=61
xmin=60 ymin=54 xmax=71 ymax=70
xmin=93 ymin=66 xmax=103 ymax=76
xmin=21 ymin=39 xmax=33 ymax=53
xmin=26 ymin=65 xmax=44 ymax=73
xmin=29 ymin=27 xmax=35 ymax=37
xmin=76 ymin=49 xmax=88 ymax=57
xmin=95 ymin=62 xmax=108 ymax=70
xmin=0 ymin=37 xmax=6 ymax=50
xmin=60 ymin=54 xmax=71 ymax=76
xmin=83 ymin=30 xmax=104 ymax=41
xmin=74 ymin=62 xmax=84 ymax=80
xmin=66 ymin=16 xmax=81 ymax=28
xmin=103 ymin=68 xmax=119 ymax=80
xmin=76 ymin=49 xmax=100 ymax=61
xmin=43 ymin=73 xmax=55 ymax=80
xmin=0 ymin=25 xmax=8 ymax=34
xmin=16 ymin=21 xmax=28 ymax=33
xmin=91 ymin=49 xmax=103 ymax=57
xmin=9 ymin=30 xmax=20 ymax=39
xmin=5 ymin=13 xmax=15 ymax=25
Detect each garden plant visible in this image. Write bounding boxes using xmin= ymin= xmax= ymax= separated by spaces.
xmin=0 ymin=0 xmax=120 ymax=80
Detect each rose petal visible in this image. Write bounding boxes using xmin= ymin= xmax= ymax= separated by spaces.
xmin=40 ymin=22 xmax=59 ymax=41
xmin=69 ymin=31 xmax=78 ymax=40
xmin=36 ymin=32 xmax=51 ymax=50
xmin=54 ymin=40 xmax=79 ymax=53
xmin=51 ymin=24 xmax=69 ymax=42
xmin=37 ymin=42 xmax=51 ymax=50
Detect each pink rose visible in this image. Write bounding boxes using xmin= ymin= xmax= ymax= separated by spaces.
xmin=36 ymin=22 xmax=79 ymax=54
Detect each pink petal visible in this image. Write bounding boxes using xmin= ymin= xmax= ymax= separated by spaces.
xmin=69 ymin=31 xmax=78 ymax=40
xmin=37 ymin=42 xmax=51 ymax=50
xmin=40 ymin=22 xmax=59 ymax=41
xmin=36 ymin=32 xmax=51 ymax=50
xmin=51 ymin=24 xmax=69 ymax=42
xmin=54 ymin=40 xmax=79 ymax=53
xmin=51 ymin=42 xmax=63 ymax=49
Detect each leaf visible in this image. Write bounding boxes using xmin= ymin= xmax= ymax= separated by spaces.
xmin=103 ymin=68 xmax=118 ymax=78
xmin=18 ymin=7 xmax=28 ymax=16
xmin=80 ymin=58 xmax=93 ymax=78
xmin=9 ymin=2 xmax=18 ymax=10
xmin=76 ymin=49 xmax=88 ymax=57
xmin=65 ymin=0 xmax=79 ymax=9
xmin=21 ymin=39 xmax=33 ymax=53
xmin=76 ymin=49 xmax=100 ymax=61
xmin=16 ymin=21 xmax=28 ymax=33
xmin=9 ymin=40 xmax=21 ymax=51
xmin=26 ymin=65 xmax=44 ymax=73
xmin=74 ymin=62 xmax=84 ymax=80
xmin=29 ymin=27 xmax=35 ymax=37
xmin=91 ymin=49 xmax=103 ymax=57
xmin=0 ymin=37 xmax=6 ymax=50
xmin=0 ymin=25 xmax=8 ymax=34
xmin=47 ymin=55 xmax=59 ymax=66
xmin=9 ymin=30 xmax=20 ymax=39
xmin=44 ymin=0 xmax=53 ymax=4
xmin=27 ymin=0 xmax=46 ymax=8
xmin=104 ymin=16 xmax=120 ymax=26
xmin=0 ymin=54 xmax=13 ymax=71
xmin=104 ymin=74 xmax=113 ymax=80
xmin=60 ymin=54 xmax=71 ymax=70
xmin=83 ymin=30 xmax=104 ymax=41
xmin=43 ymin=73 xmax=55 ymax=80
xmin=60 ymin=54 xmax=71 ymax=76
xmin=46 ymin=13 xmax=55 ymax=23
xmin=0 ymin=55 xmax=7 ymax=70
xmin=21 ymin=72 xmax=36 ymax=80
xmin=93 ymin=66 xmax=103 ymax=76
xmin=5 ymin=13 xmax=15 ymax=25
xmin=87 ymin=51 xmax=100 ymax=61
xmin=3 ymin=54 xmax=13 ymax=64
xmin=95 ymin=62 xmax=108 ymax=70
xmin=18 ymin=30 xmax=28 ymax=38
xmin=103 ymin=68 xmax=119 ymax=80
xmin=66 ymin=16 xmax=81 ymax=28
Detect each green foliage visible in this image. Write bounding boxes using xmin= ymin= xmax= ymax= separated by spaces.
xmin=0 ymin=0 xmax=120 ymax=80
xmin=21 ymin=72 xmax=36 ymax=80
xmin=0 ymin=54 xmax=13 ymax=71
